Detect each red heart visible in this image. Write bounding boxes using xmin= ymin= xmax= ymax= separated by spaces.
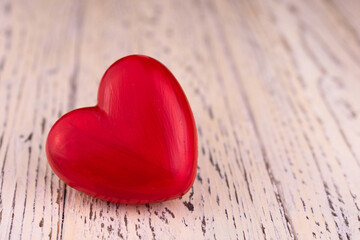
xmin=46 ymin=55 xmax=197 ymax=204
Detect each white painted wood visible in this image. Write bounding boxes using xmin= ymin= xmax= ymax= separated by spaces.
xmin=0 ymin=0 xmax=359 ymax=239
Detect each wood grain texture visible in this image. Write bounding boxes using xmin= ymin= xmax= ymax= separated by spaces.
xmin=1 ymin=0 xmax=360 ymax=239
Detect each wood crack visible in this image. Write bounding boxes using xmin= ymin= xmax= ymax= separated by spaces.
xmin=205 ymin=0 xmax=298 ymax=239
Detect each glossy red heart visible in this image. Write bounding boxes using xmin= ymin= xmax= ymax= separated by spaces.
xmin=46 ymin=55 xmax=197 ymax=204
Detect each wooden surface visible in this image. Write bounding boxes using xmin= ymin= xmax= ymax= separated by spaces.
xmin=1 ymin=0 xmax=360 ymax=239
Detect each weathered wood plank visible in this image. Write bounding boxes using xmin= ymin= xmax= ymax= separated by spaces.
xmin=0 ymin=0 xmax=359 ymax=239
